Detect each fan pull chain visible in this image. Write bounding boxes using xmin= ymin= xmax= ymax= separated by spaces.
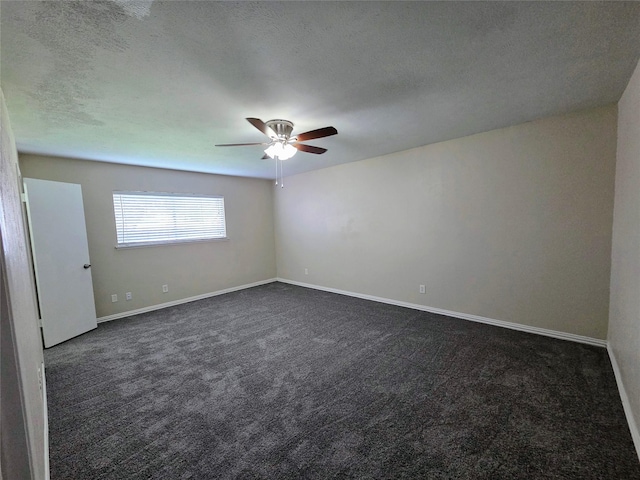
xmin=273 ymin=156 xmax=285 ymax=189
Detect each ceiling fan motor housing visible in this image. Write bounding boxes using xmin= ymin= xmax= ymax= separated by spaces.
xmin=266 ymin=119 xmax=294 ymax=141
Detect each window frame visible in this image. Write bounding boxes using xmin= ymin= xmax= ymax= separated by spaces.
xmin=112 ymin=190 xmax=228 ymax=249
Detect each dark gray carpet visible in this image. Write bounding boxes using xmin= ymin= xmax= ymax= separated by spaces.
xmin=45 ymin=282 xmax=640 ymax=479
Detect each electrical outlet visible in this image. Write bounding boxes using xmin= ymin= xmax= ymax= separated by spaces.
xmin=126 ymin=292 xmax=132 ymax=301
xmin=419 ymin=285 xmax=426 ymax=294
xmin=162 ymin=284 xmax=169 ymax=293
xmin=304 ymin=268 xmax=308 ymax=275
xmin=111 ymin=294 xmax=118 ymax=303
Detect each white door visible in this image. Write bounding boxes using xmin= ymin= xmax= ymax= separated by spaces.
xmin=23 ymin=178 xmax=97 ymax=348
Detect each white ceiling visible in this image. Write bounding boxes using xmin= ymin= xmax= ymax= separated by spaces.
xmin=2 ymin=1 xmax=640 ymax=179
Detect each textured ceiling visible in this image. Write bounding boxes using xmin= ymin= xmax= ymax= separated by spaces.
xmin=2 ymin=1 xmax=640 ymax=179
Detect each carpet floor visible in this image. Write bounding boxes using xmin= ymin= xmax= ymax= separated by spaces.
xmin=45 ymin=282 xmax=640 ymax=479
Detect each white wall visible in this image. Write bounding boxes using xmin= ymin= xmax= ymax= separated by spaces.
xmin=19 ymin=155 xmax=277 ymax=318
xmin=0 ymin=90 xmax=46 ymax=478
xmin=275 ymin=105 xmax=617 ymax=341
xmin=609 ymin=58 xmax=640 ymax=456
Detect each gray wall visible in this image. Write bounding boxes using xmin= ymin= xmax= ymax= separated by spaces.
xmin=19 ymin=156 xmax=277 ymax=318
xmin=275 ymin=105 xmax=617 ymax=340
xmin=0 ymin=90 xmax=45 ymax=478
xmin=609 ymin=59 xmax=640 ymax=453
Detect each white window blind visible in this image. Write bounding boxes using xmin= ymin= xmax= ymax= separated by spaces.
xmin=113 ymin=191 xmax=227 ymax=248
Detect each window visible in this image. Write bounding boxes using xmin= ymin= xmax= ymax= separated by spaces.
xmin=113 ymin=191 xmax=227 ymax=248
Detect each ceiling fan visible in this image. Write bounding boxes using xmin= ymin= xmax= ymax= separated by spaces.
xmin=215 ymin=118 xmax=338 ymax=161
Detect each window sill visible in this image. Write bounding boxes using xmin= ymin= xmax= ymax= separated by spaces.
xmin=115 ymin=237 xmax=229 ymax=249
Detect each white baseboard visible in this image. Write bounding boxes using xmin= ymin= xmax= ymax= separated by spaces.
xmin=607 ymin=345 xmax=640 ymax=462
xmin=99 ymin=276 xmax=606 ymax=346
xmin=276 ymin=278 xmax=607 ymax=348
xmin=97 ymin=278 xmax=277 ymax=323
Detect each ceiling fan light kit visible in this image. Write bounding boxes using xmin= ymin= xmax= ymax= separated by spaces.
xmin=215 ymin=117 xmax=338 ymax=187
xmin=264 ymin=142 xmax=297 ymax=161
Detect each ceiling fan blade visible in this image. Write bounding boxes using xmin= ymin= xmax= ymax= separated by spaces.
xmin=246 ymin=118 xmax=277 ymax=138
xmin=215 ymin=142 xmax=268 ymax=147
xmin=293 ymin=143 xmax=327 ymax=155
xmin=295 ymin=126 xmax=338 ymax=142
